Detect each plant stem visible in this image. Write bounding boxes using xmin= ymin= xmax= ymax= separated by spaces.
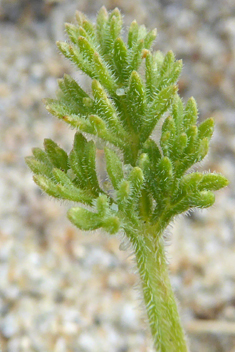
xmin=127 ymin=225 xmax=189 ymax=352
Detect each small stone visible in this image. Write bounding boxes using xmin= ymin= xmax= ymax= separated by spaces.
xmin=1 ymin=314 xmax=19 ymax=338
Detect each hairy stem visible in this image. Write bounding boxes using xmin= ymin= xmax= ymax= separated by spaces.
xmin=127 ymin=226 xmax=189 ymax=352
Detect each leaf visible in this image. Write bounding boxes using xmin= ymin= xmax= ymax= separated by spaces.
xmin=128 ymin=167 xmax=144 ymax=201
xmin=96 ymin=6 xmax=109 ymax=48
xmin=52 ymin=168 xmax=73 ymax=186
xmin=105 ymin=148 xmax=124 ymax=190
xmin=44 ymin=139 xmax=68 ymax=171
xmin=56 ymin=42 xmax=94 ymax=78
xmin=145 ymin=51 xmax=159 ymax=99
xmin=59 ymin=74 xmax=89 ymax=101
xmin=117 ymin=180 xmax=131 ymax=204
xmin=160 ymin=116 xmax=176 ymax=156
xmin=32 ymin=148 xmax=52 ymax=168
xmin=128 ymin=39 xmax=144 ymax=73
xmin=198 ymin=173 xmax=229 ymax=191
xmin=33 ymin=175 xmax=93 ymax=204
xmin=77 ymin=36 xmax=96 ymax=63
xmin=113 ymin=37 xmax=128 ymax=81
xmin=142 ymin=139 xmax=161 ymax=165
xmin=96 ymin=194 xmax=109 ymax=216
xmin=69 ymin=132 xmax=101 ymax=195
xmin=141 ymin=85 xmax=177 ymax=142
xmin=159 ymin=51 xmax=175 ymax=78
xmin=172 ymin=95 xmax=184 ymax=132
xmin=144 ymin=28 xmax=157 ymax=49
xmin=126 ymin=71 xmax=146 ymax=133
xmin=102 ymin=216 xmax=120 ymax=234
xmin=83 ymin=140 xmax=101 ymax=194
xmin=25 ymin=156 xmax=53 ymax=178
xmin=68 ymin=207 xmax=102 ymax=230
xmin=183 ymin=97 xmax=198 ymax=130
xmin=171 ymin=133 xmax=187 ymax=160
xmin=157 ymin=157 xmax=173 ymax=195
xmin=92 ymin=79 xmax=124 ymax=135
xmin=109 ymin=8 xmax=122 ymax=42
xmin=65 ymin=23 xmax=81 ymax=45
xmin=190 ymin=190 xmax=215 ymax=208
xmin=127 ymin=20 xmax=139 ymax=48
xmin=198 ymin=117 xmax=214 ymax=140
xmin=156 ymin=51 xmax=182 ymax=91
xmin=93 ymin=52 xmax=116 ymax=93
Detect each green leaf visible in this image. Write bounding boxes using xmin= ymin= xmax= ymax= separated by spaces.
xmin=198 ymin=173 xmax=229 ymax=191
xmin=126 ymin=71 xmax=146 ymax=133
xmin=33 ymin=175 xmax=93 ymax=204
xmin=44 ymin=139 xmax=68 ymax=171
xmin=82 ymin=19 xmax=96 ymax=39
xmin=113 ymin=38 xmax=128 ymax=81
xmin=156 ymin=51 xmax=182 ymax=91
xmin=142 ymin=85 xmax=177 ymax=142
xmin=145 ymin=51 xmax=159 ymax=99
xmin=128 ymin=167 xmax=144 ymax=200
xmin=142 ymin=140 xmax=161 ymax=175
xmin=92 ymin=79 xmax=125 ymax=137
xmin=68 ymin=133 xmax=101 ymax=195
xmin=127 ymin=20 xmax=139 ymax=48
xmin=83 ymin=140 xmax=101 ymax=194
xmin=96 ymin=194 xmax=109 ymax=215
xmin=89 ymin=113 xmax=106 ymax=131
xmin=68 ymin=207 xmax=102 ymax=230
xmin=159 ymin=51 xmax=175 ymax=78
xmin=76 ymin=11 xmax=96 ymax=39
xmin=197 ymin=137 xmax=209 ymax=162
xmin=183 ymin=97 xmax=198 ymax=130
xmin=75 ymin=10 xmax=88 ymax=26
xmin=157 ymin=157 xmax=173 ymax=195
xmin=190 ymin=190 xmax=215 ymax=208
xmin=172 ymin=133 xmax=187 ymax=160
xmin=93 ymin=52 xmax=116 ymax=93
xmin=96 ymin=6 xmax=108 ymax=29
xmin=105 ymin=148 xmax=123 ymax=190
xmin=128 ymin=39 xmax=144 ymax=73
xmin=144 ymin=28 xmax=157 ymax=49
xmin=96 ymin=6 xmax=109 ymax=48
xmin=25 ymin=156 xmax=53 ymax=178
xmin=32 ymin=148 xmax=52 ymax=168
xmin=185 ymin=125 xmax=198 ymax=154
xmin=52 ymin=168 xmax=73 ymax=186
xmin=160 ymin=116 xmax=176 ymax=156
xmin=77 ymin=36 xmax=96 ymax=63
xmin=180 ymin=172 xmax=203 ymax=193
xmin=102 ymin=216 xmax=120 ymax=234
xmin=109 ymin=8 xmax=122 ymax=41
xmin=172 ymin=95 xmax=184 ymax=132
xmin=56 ymin=42 xmax=94 ymax=78
xmin=65 ymin=23 xmax=81 ymax=45
xmin=117 ymin=180 xmax=131 ymax=204
xmin=198 ymin=117 xmax=214 ymax=140
xmin=60 ymin=74 xmax=89 ymax=100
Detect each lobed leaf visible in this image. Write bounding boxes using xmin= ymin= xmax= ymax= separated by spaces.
xmin=27 ymin=6 xmax=229 ymax=239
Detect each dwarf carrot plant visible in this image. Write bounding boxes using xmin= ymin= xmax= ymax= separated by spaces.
xmin=26 ymin=7 xmax=228 ymax=351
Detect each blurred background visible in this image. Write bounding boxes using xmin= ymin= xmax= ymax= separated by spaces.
xmin=1 ymin=0 xmax=235 ymax=351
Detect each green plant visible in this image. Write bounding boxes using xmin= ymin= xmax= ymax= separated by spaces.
xmin=26 ymin=7 xmax=228 ymax=351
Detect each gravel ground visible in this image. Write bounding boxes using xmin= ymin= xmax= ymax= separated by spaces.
xmin=1 ymin=0 xmax=235 ymax=351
